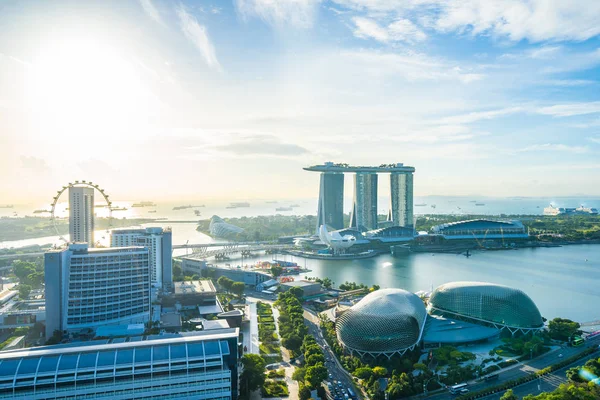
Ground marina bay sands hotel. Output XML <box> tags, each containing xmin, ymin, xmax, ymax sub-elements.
<box><xmin>304</xmin><ymin>162</ymin><xmax>415</xmax><ymax>232</ymax></box>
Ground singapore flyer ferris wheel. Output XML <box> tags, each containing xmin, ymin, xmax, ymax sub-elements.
<box><xmin>50</xmin><ymin>180</ymin><xmax>114</xmax><ymax>245</ymax></box>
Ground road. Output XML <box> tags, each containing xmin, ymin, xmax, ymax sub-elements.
<box><xmin>425</xmin><ymin>335</ymin><xmax>600</xmax><ymax>400</ymax></box>
<box><xmin>303</xmin><ymin>308</ymin><xmax>362</xmax><ymax>400</ymax></box>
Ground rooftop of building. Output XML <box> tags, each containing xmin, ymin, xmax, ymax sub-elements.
<box><xmin>422</xmin><ymin>315</ymin><xmax>500</xmax><ymax>344</ymax></box>
<box><xmin>280</xmin><ymin>280</ymin><xmax>321</xmax><ymax>288</ymax></box>
<box><xmin>173</xmin><ymin>280</ymin><xmax>216</xmax><ymax>296</ymax></box>
<box><xmin>0</xmin><ymin>328</ymin><xmax>239</xmax><ymax>361</ymax></box>
<box><xmin>201</xmin><ymin>320</ymin><xmax>230</xmax><ymax>331</ymax></box>
<box><xmin>94</xmin><ymin>324</ymin><xmax>145</xmax><ymax>338</ymax></box>
<box><xmin>304</xmin><ymin>162</ymin><xmax>415</xmax><ymax>173</ymax></box>
<box><xmin>111</xmin><ymin>227</ymin><xmax>169</xmax><ymax>235</ymax></box>
<box><xmin>46</xmin><ymin>243</ymin><xmax>148</xmax><ymax>254</ymax></box>
<box><xmin>432</xmin><ymin>219</ymin><xmax>525</xmax><ymax>231</ymax></box>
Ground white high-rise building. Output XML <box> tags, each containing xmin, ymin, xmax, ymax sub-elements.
<box><xmin>111</xmin><ymin>227</ymin><xmax>173</xmax><ymax>290</ymax></box>
<box><xmin>44</xmin><ymin>243</ymin><xmax>151</xmax><ymax>338</ymax></box>
<box><xmin>69</xmin><ymin>186</ymin><xmax>95</xmax><ymax>245</ymax></box>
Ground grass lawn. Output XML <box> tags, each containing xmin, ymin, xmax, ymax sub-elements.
<box><xmin>262</xmin><ymin>379</ymin><xmax>289</xmax><ymax>397</ymax></box>
<box><xmin>267</xmin><ymin>369</ymin><xmax>286</xmax><ymax>379</ymax></box>
<box><xmin>260</xmin><ymin>342</ymin><xmax>281</xmax><ymax>355</ymax></box>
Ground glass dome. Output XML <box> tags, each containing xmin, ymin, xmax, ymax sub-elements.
<box><xmin>336</xmin><ymin>289</ymin><xmax>427</xmax><ymax>357</ymax></box>
<box><xmin>429</xmin><ymin>281</ymin><xmax>543</xmax><ymax>329</ymax></box>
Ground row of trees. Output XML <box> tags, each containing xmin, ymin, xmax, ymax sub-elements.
<box><xmin>13</xmin><ymin>259</ymin><xmax>44</xmax><ymax>299</ymax></box>
<box><xmin>275</xmin><ymin>291</ymin><xmax>308</xmax><ymax>355</ymax></box>
<box><xmin>217</xmin><ymin>276</ymin><xmax>245</xmax><ymax>298</ymax></box>
<box><xmin>293</xmin><ymin>335</ymin><xmax>329</xmax><ymax>398</ymax></box>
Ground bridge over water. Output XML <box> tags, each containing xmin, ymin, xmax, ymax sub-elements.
<box><xmin>173</xmin><ymin>242</ymin><xmax>293</xmax><ymax>260</ymax></box>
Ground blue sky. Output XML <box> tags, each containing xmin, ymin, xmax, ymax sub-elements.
<box><xmin>1</xmin><ymin>0</ymin><xmax>600</xmax><ymax>202</ymax></box>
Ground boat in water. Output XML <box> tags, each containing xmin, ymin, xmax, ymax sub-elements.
<box><xmin>229</xmin><ymin>202</ymin><xmax>250</xmax><ymax>208</ymax></box>
<box><xmin>148</xmin><ymin>210</ymin><xmax>157</xmax><ymax>213</ymax></box>
<box><xmin>415</xmin><ymin>203</ymin><xmax>427</xmax><ymax>207</ymax></box>
<box><xmin>276</xmin><ymin>207</ymin><xmax>293</xmax><ymax>211</ymax></box>
<box><xmin>194</xmin><ymin>210</ymin><xmax>202</xmax><ymax>216</ymax></box>
<box><xmin>0</xmin><ymin>205</ymin><xmax>14</xmax><ymax>208</ymax></box>
<box><xmin>290</xmin><ymin>204</ymin><xmax>300</xmax><ymax>208</ymax></box>
<box><xmin>132</xmin><ymin>201</ymin><xmax>157</xmax><ymax>207</ymax></box>
<box><xmin>111</xmin><ymin>207</ymin><xmax>128</xmax><ymax>211</ymax></box>
<box><xmin>475</xmin><ymin>203</ymin><xmax>485</xmax><ymax>206</ymax></box>
<box><xmin>173</xmin><ymin>205</ymin><xmax>193</xmax><ymax>210</ymax></box>
<box><xmin>33</xmin><ymin>209</ymin><xmax>49</xmax><ymax>214</ymax></box>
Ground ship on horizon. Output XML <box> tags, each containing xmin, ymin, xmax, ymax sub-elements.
<box><xmin>132</xmin><ymin>201</ymin><xmax>156</xmax><ymax>207</ymax></box>
<box><xmin>276</xmin><ymin>207</ymin><xmax>293</xmax><ymax>211</ymax></box>
<box><xmin>0</xmin><ymin>205</ymin><xmax>14</xmax><ymax>208</ymax></box>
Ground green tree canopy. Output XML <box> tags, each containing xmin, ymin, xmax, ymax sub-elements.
<box><xmin>231</xmin><ymin>282</ymin><xmax>245</xmax><ymax>298</ymax></box>
<box><xmin>548</xmin><ymin>318</ymin><xmax>581</xmax><ymax>341</ymax></box>
<box><xmin>240</xmin><ymin>354</ymin><xmax>266</xmax><ymax>395</ymax></box>
<box><xmin>305</xmin><ymin>363</ymin><xmax>328</xmax><ymax>389</ymax></box>
<box><xmin>271</xmin><ymin>265</ymin><xmax>284</xmax><ymax>277</ymax></box>
<box><xmin>18</xmin><ymin>284</ymin><xmax>32</xmax><ymax>299</ymax></box>
<box><xmin>500</xmin><ymin>389</ymin><xmax>519</xmax><ymax>400</ymax></box>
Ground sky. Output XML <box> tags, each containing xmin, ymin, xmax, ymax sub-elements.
<box><xmin>1</xmin><ymin>0</ymin><xmax>600</xmax><ymax>203</ymax></box>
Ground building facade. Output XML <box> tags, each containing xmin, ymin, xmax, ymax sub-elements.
<box><xmin>350</xmin><ymin>172</ymin><xmax>378</xmax><ymax>231</ymax></box>
<box><xmin>111</xmin><ymin>227</ymin><xmax>173</xmax><ymax>290</ymax></box>
<box><xmin>0</xmin><ymin>329</ymin><xmax>239</xmax><ymax>400</ymax></box>
<box><xmin>317</xmin><ymin>171</ymin><xmax>345</xmax><ymax>232</ymax></box>
<box><xmin>389</xmin><ymin>172</ymin><xmax>414</xmax><ymax>229</ymax></box>
<box><xmin>69</xmin><ymin>186</ymin><xmax>95</xmax><ymax>245</ymax></box>
<box><xmin>44</xmin><ymin>243</ymin><xmax>151</xmax><ymax>338</ymax></box>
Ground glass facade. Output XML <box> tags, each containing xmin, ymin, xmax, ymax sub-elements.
<box><xmin>350</xmin><ymin>172</ymin><xmax>378</xmax><ymax>231</ymax></box>
<box><xmin>0</xmin><ymin>331</ymin><xmax>239</xmax><ymax>400</ymax></box>
<box><xmin>429</xmin><ymin>282</ymin><xmax>544</xmax><ymax>329</ymax></box>
<box><xmin>389</xmin><ymin>172</ymin><xmax>414</xmax><ymax>229</ymax></box>
<box><xmin>209</xmin><ymin>216</ymin><xmax>244</xmax><ymax>239</ymax></box>
<box><xmin>336</xmin><ymin>289</ymin><xmax>427</xmax><ymax>357</ymax></box>
<box><xmin>317</xmin><ymin>172</ymin><xmax>344</xmax><ymax>231</ymax></box>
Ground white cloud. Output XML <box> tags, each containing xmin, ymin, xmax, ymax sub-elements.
<box><xmin>341</xmin><ymin>49</ymin><xmax>484</xmax><ymax>83</ymax></box>
<box><xmin>235</xmin><ymin>0</ymin><xmax>321</xmax><ymax>28</ymax></box>
<box><xmin>589</xmin><ymin>136</ymin><xmax>600</xmax><ymax>144</ymax></box>
<box><xmin>352</xmin><ymin>17</ymin><xmax>426</xmax><ymax>43</ymax></box>
<box><xmin>537</xmin><ymin>101</ymin><xmax>600</xmax><ymax>117</ymax></box>
<box><xmin>176</xmin><ymin>5</ymin><xmax>221</xmax><ymax>71</ymax></box>
<box><xmin>334</xmin><ymin>0</ymin><xmax>600</xmax><ymax>43</ymax></box>
<box><xmin>528</xmin><ymin>46</ymin><xmax>562</xmax><ymax>59</ymax></box>
<box><xmin>138</xmin><ymin>0</ymin><xmax>164</xmax><ymax>25</ymax></box>
<box><xmin>517</xmin><ymin>143</ymin><xmax>589</xmax><ymax>154</ymax></box>
<box><xmin>440</xmin><ymin>107</ymin><xmax>524</xmax><ymax>124</ymax></box>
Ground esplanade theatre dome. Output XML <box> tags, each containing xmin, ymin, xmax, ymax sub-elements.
<box><xmin>429</xmin><ymin>282</ymin><xmax>544</xmax><ymax>331</ymax></box>
<box><xmin>336</xmin><ymin>289</ymin><xmax>427</xmax><ymax>357</ymax></box>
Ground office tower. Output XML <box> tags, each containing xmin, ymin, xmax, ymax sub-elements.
<box><xmin>44</xmin><ymin>243</ymin><xmax>151</xmax><ymax>338</ymax></box>
<box><xmin>316</xmin><ymin>172</ymin><xmax>344</xmax><ymax>231</ymax></box>
<box><xmin>389</xmin><ymin>171</ymin><xmax>414</xmax><ymax>228</ymax></box>
<box><xmin>69</xmin><ymin>186</ymin><xmax>94</xmax><ymax>245</ymax></box>
<box><xmin>350</xmin><ymin>172</ymin><xmax>378</xmax><ymax>231</ymax></box>
<box><xmin>111</xmin><ymin>227</ymin><xmax>173</xmax><ymax>290</ymax></box>
<box><xmin>0</xmin><ymin>328</ymin><xmax>239</xmax><ymax>400</ymax></box>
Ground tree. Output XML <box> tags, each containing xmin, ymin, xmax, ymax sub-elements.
<box><xmin>240</xmin><ymin>354</ymin><xmax>266</xmax><ymax>396</ymax></box>
<box><xmin>305</xmin><ymin>363</ymin><xmax>328</xmax><ymax>389</ymax></box>
<box><xmin>299</xmin><ymin>384</ymin><xmax>311</xmax><ymax>400</ymax></box>
<box><xmin>354</xmin><ymin>367</ymin><xmax>374</xmax><ymax>380</ymax></box>
<box><xmin>548</xmin><ymin>318</ymin><xmax>580</xmax><ymax>341</ymax></box>
<box><xmin>372</xmin><ymin>366</ymin><xmax>388</xmax><ymax>378</ymax></box>
<box><xmin>271</xmin><ymin>265</ymin><xmax>284</xmax><ymax>277</ymax></box>
<box><xmin>231</xmin><ymin>282</ymin><xmax>245</xmax><ymax>298</ymax></box>
<box><xmin>217</xmin><ymin>276</ymin><xmax>234</xmax><ymax>292</ymax></box>
<box><xmin>321</xmin><ymin>277</ymin><xmax>333</xmax><ymax>289</ymax></box>
<box><xmin>500</xmin><ymin>389</ymin><xmax>519</xmax><ymax>400</ymax></box>
<box><xmin>191</xmin><ymin>274</ymin><xmax>200</xmax><ymax>280</ymax></box>
<box><xmin>292</xmin><ymin>367</ymin><xmax>306</xmax><ymax>382</ymax></box>
<box><xmin>288</xmin><ymin>286</ymin><xmax>304</xmax><ymax>299</ymax></box>
<box><xmin>306</xmin><ymin>353</ymin><xmax>325</xmax><ymax>367</ymax></box>
<box><xmin>173</xmin><ymin>264</ymin><xmax>183</xmax><ymax>278</ymax></box>
<box><xmin>304</xmin><ymin>344</ymin><xmax>323</xmax><ymax>359</ymax></box>
<box><xmin>282</xmin><ymin>334</ymin><xmax>303</xmax><ymax>354</ymax></box>
<box><xmin>18</xmin><ymin>284</ymin><xmax>31</xmax><ymax>299</ymax></box>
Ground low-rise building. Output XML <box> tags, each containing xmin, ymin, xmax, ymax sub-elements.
<box><xmin>280</xmin><ymin>280</ymin><xmax>323</xmax><ymax>297</ymax></box>
<box><xmin>0</xmin><ymin>328</ymin><xmax>240</xmax><ymax>400</ymax></box>
<box><xmin>164</xmin><ymin>280</ymin><xmax>217</xmax><ymax>309</ymax></box>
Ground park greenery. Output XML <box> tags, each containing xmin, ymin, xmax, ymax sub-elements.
<box><xmin>197</xmin><ymin>214</ymin><xmax>319</xmax><ymax>241</ymax></box>
<box><xmin>239</xmin><ymin>353</ymin><xmax>266</xmax><ymax>399</ymax></box>
<box><xmin>256</xmin><ymin>301</ymin><xmax>282</xmax><ymax>363</ymax></box>
<box><xmin>548</xmin><ymin>318</ymin><xmax>581</xmax><ymax>342</ymax></box>
<box><xmin>566</xmin><ymin>356</ymin><xmax>600</xmax><ymax>383</ymax></box>
<box><xmin>216</xmin><ymin>276</ymin><xmax>245</xmax><ymax>298</ymax></box>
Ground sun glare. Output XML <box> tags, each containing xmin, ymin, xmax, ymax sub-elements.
<box><xmin>25</xmin><ymin>37</ymin><xmax>157</xmax><ymax>150</ymax></box>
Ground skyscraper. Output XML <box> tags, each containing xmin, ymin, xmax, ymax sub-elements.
<box><xmin>111</xmin><ymin>227</ymin><xmax>173</xmax><ymax>291</ymax></box>
<box><xmin>350</xmin><ymin>172</ymin><xmax>378</xmax><ymax>231</ymax></box>
<box><xmin>389</xmin><ymin>171</ymin><xmax>414</xmax><ymax>229</ymax></box>
<box><xmin>316</xmin><ymin>171</ymin><xmax>344</xmax><ymax>231</ymax></box>
<box><xmin>69</xmin><ymin>186</ymin><xmax>94</xmax><ymax>245</ymax></box>
<box><xmin>44</xmin><ymin>243</ymin><xmax>151</xmax><ymax>338</ymax></box>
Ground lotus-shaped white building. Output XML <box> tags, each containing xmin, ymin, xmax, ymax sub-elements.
<box><xmin>318</xmin><ymin>225</ymin><xmax>356</xmax><ymax>254</ymax></box>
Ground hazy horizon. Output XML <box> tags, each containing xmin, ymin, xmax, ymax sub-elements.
<box><xmin>2</xmin><ymin>0</ymin><xmax>600</xmax><ymax>202</ymax></box>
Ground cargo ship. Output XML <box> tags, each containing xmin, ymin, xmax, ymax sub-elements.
<box><xmin>132</xmin><ymin>201</ymin><xmax>156</xmax><ymax>207</ymax></box>
<box><xmin>276</xmin><ymin>207</ymin><xmax>293</xmax><ymax>211</ymax></box>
